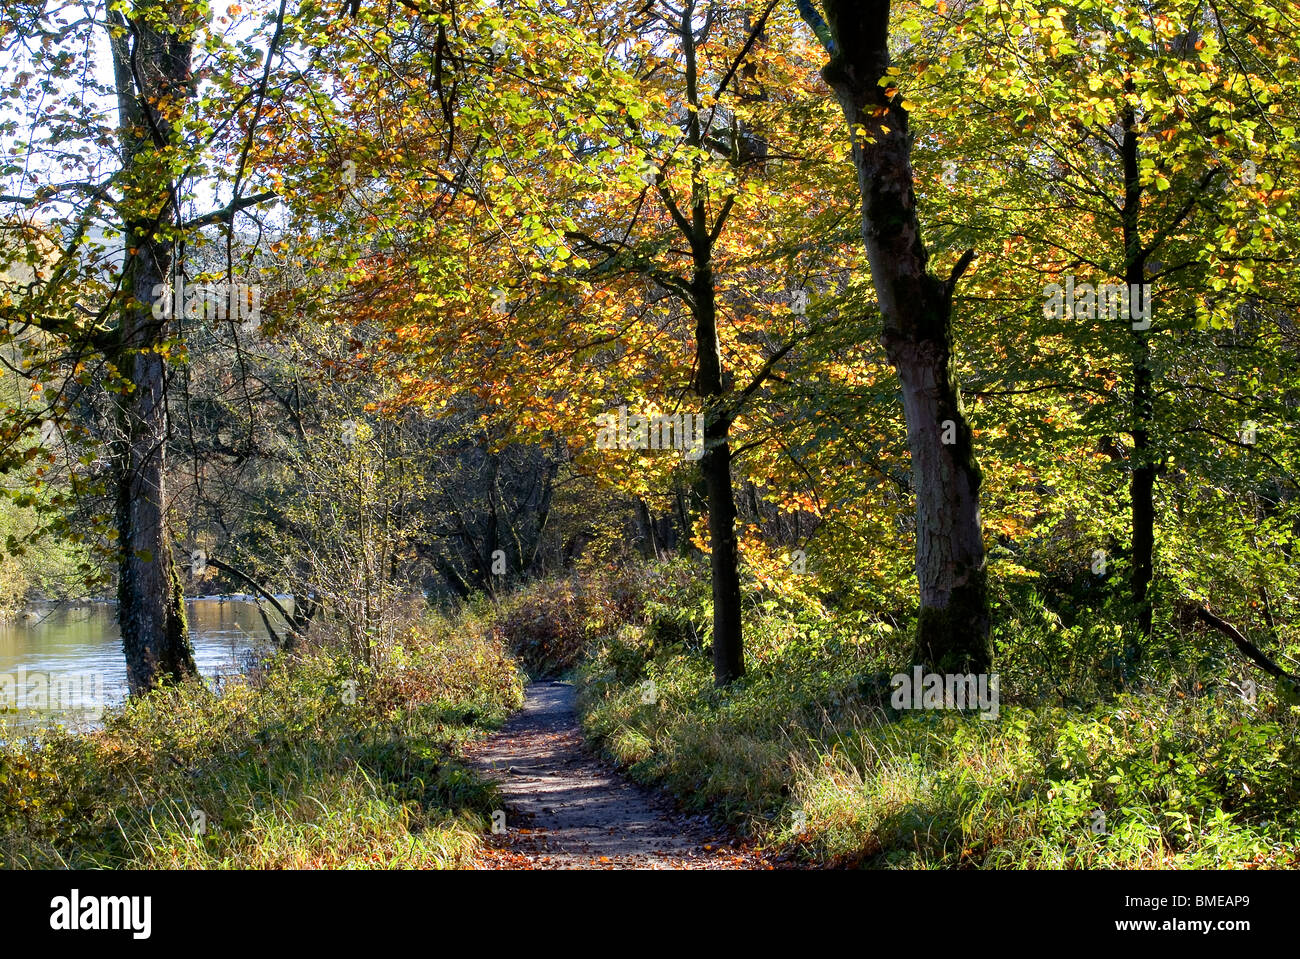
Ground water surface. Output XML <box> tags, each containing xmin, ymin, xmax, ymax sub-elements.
<box><xmin>0</xmin><ymin>598</ymin><xmax>281</xmax><ymax>730</ymax></box>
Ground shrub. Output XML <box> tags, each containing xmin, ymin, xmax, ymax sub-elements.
<box><xmin>495</xmin><ymin>567</ymin><xmax>645</xmax><ymax>676</ymax></box>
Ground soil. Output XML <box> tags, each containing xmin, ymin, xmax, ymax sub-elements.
<box><xmin>464</xmin><ymin>679</ymin><xmax>772</xmax><ymax>870</ymax></box>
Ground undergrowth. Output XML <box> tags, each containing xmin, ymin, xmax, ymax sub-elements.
<box><xmin>0</xmin><ymin>608</ymin><xmax>524</xmax><ymax>868</ymax></box>
<box><xmin>558</xmin><ymin>560</ymin><xmax>1300</xmax><ymax>868</ymax></box>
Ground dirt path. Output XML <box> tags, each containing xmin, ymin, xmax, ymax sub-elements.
<box><xmin>464</xmin><ymin>680</ymin><xmax>769</xmax><ymax>870</ymax></box>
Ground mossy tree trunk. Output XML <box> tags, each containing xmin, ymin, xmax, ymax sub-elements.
<box><xmin>108</xmin><ymin>3</ymin><xmax>198</xmax><ymax>693</ymax></box>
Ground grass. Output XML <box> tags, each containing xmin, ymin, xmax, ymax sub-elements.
<box><xmin>0</xmin><ymin>607</ymin><xmax>525</xmax><ymax>869</ymax></box>
<box><xmin>7</xmin><ymin>560</ymin><xmax>1298</xmax><ymax>870</ymax></box>
<box><xmin>563</xmin><ymin>561</ymin><xmax>1300</xmax><ymax>869</ymax></box>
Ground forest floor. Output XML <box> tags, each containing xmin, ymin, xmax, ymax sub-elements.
<box><xmin>464</xmin><ymin>680</ymin><xmax>773</xmax><ymax>870</ymax></box>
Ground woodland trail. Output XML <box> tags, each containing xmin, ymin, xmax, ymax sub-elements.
<box><xmin>464</xmin><ymin>680</ymin><xmax>770</xmax><ymax>870</ymax></box>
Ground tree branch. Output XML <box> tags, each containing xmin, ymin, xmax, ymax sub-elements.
<box><xmin>207</xmin><ymin>556</ymin><xmax>299</xmax><ymax>646</ymax></box>
<box><xmin>1195</xmin><ymin>605</ymin><xmax>1300</xmax><ymax>686</ymax></box>
<box><xmin>183</xmin><ymin>191</ymin><xmax>277</xmax><ymax>230</ymax></box>
<box><xmin>795</xmin><ymin>0</ymin><xmax>835</xmax><ymax>55</ymax></box>
<box><xmin>945</xmin><ymin>248</ymin><xmax>977</xmax><ymax>293</ymax></box>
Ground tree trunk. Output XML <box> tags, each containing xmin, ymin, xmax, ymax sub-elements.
<box><xmin>108</xmin><ymin>4</ymin><xmax>198</xmax><ymax>693</ymax></box>
<box><xmin>1130</xmin><ymin>349</ymin><xmax>1156</xmax><ymax>641</ymax></box>
<box><xmin>113</xmin><ymin>329</ymin><xmax>196</xmax><ymax>693</ymax></box>
<box><xmin>693</xmin><ymin>249</ymin><xmax>745</xmax><ymax>686</ymax></box>
<box><xmin>1122</xmin><ymin>102</ymin><xmax>1156</xmax><ymax>660</ymax></box>
<box><xmin>704</xmin><ymin>418</ymin><xmax>744</xmax><ymax>685</ymax></box>
<box><xmin>674</xmin><ymin>0</ymin><xmax>744</xmax><ymax>685</ymax></box>
<box><xmin>818</xmin><ymin>1</ymin><xmax>990</xmax><ymax>673</ymax></box>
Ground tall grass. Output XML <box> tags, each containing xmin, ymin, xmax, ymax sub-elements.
<box><xmin>564</xmin><ymin>562</ymin><xmax>1300</xmax><ymax>868</ymax></box>
<box><xmin>1</xmin><ymin>609</ymin><xmax>525</xmax><ymax>869</ymax></box>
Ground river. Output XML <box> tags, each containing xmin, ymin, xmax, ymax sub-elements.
<box><xmin>0</xmin><ymin>598</ymin><xmax>281</xmax><ymax>730</ymax></box>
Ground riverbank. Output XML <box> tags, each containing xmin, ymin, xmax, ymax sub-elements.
<box><xmin>0</xmin><ymin>607</ymin><xmax>524</xmax><ymax>868</ymax></box>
